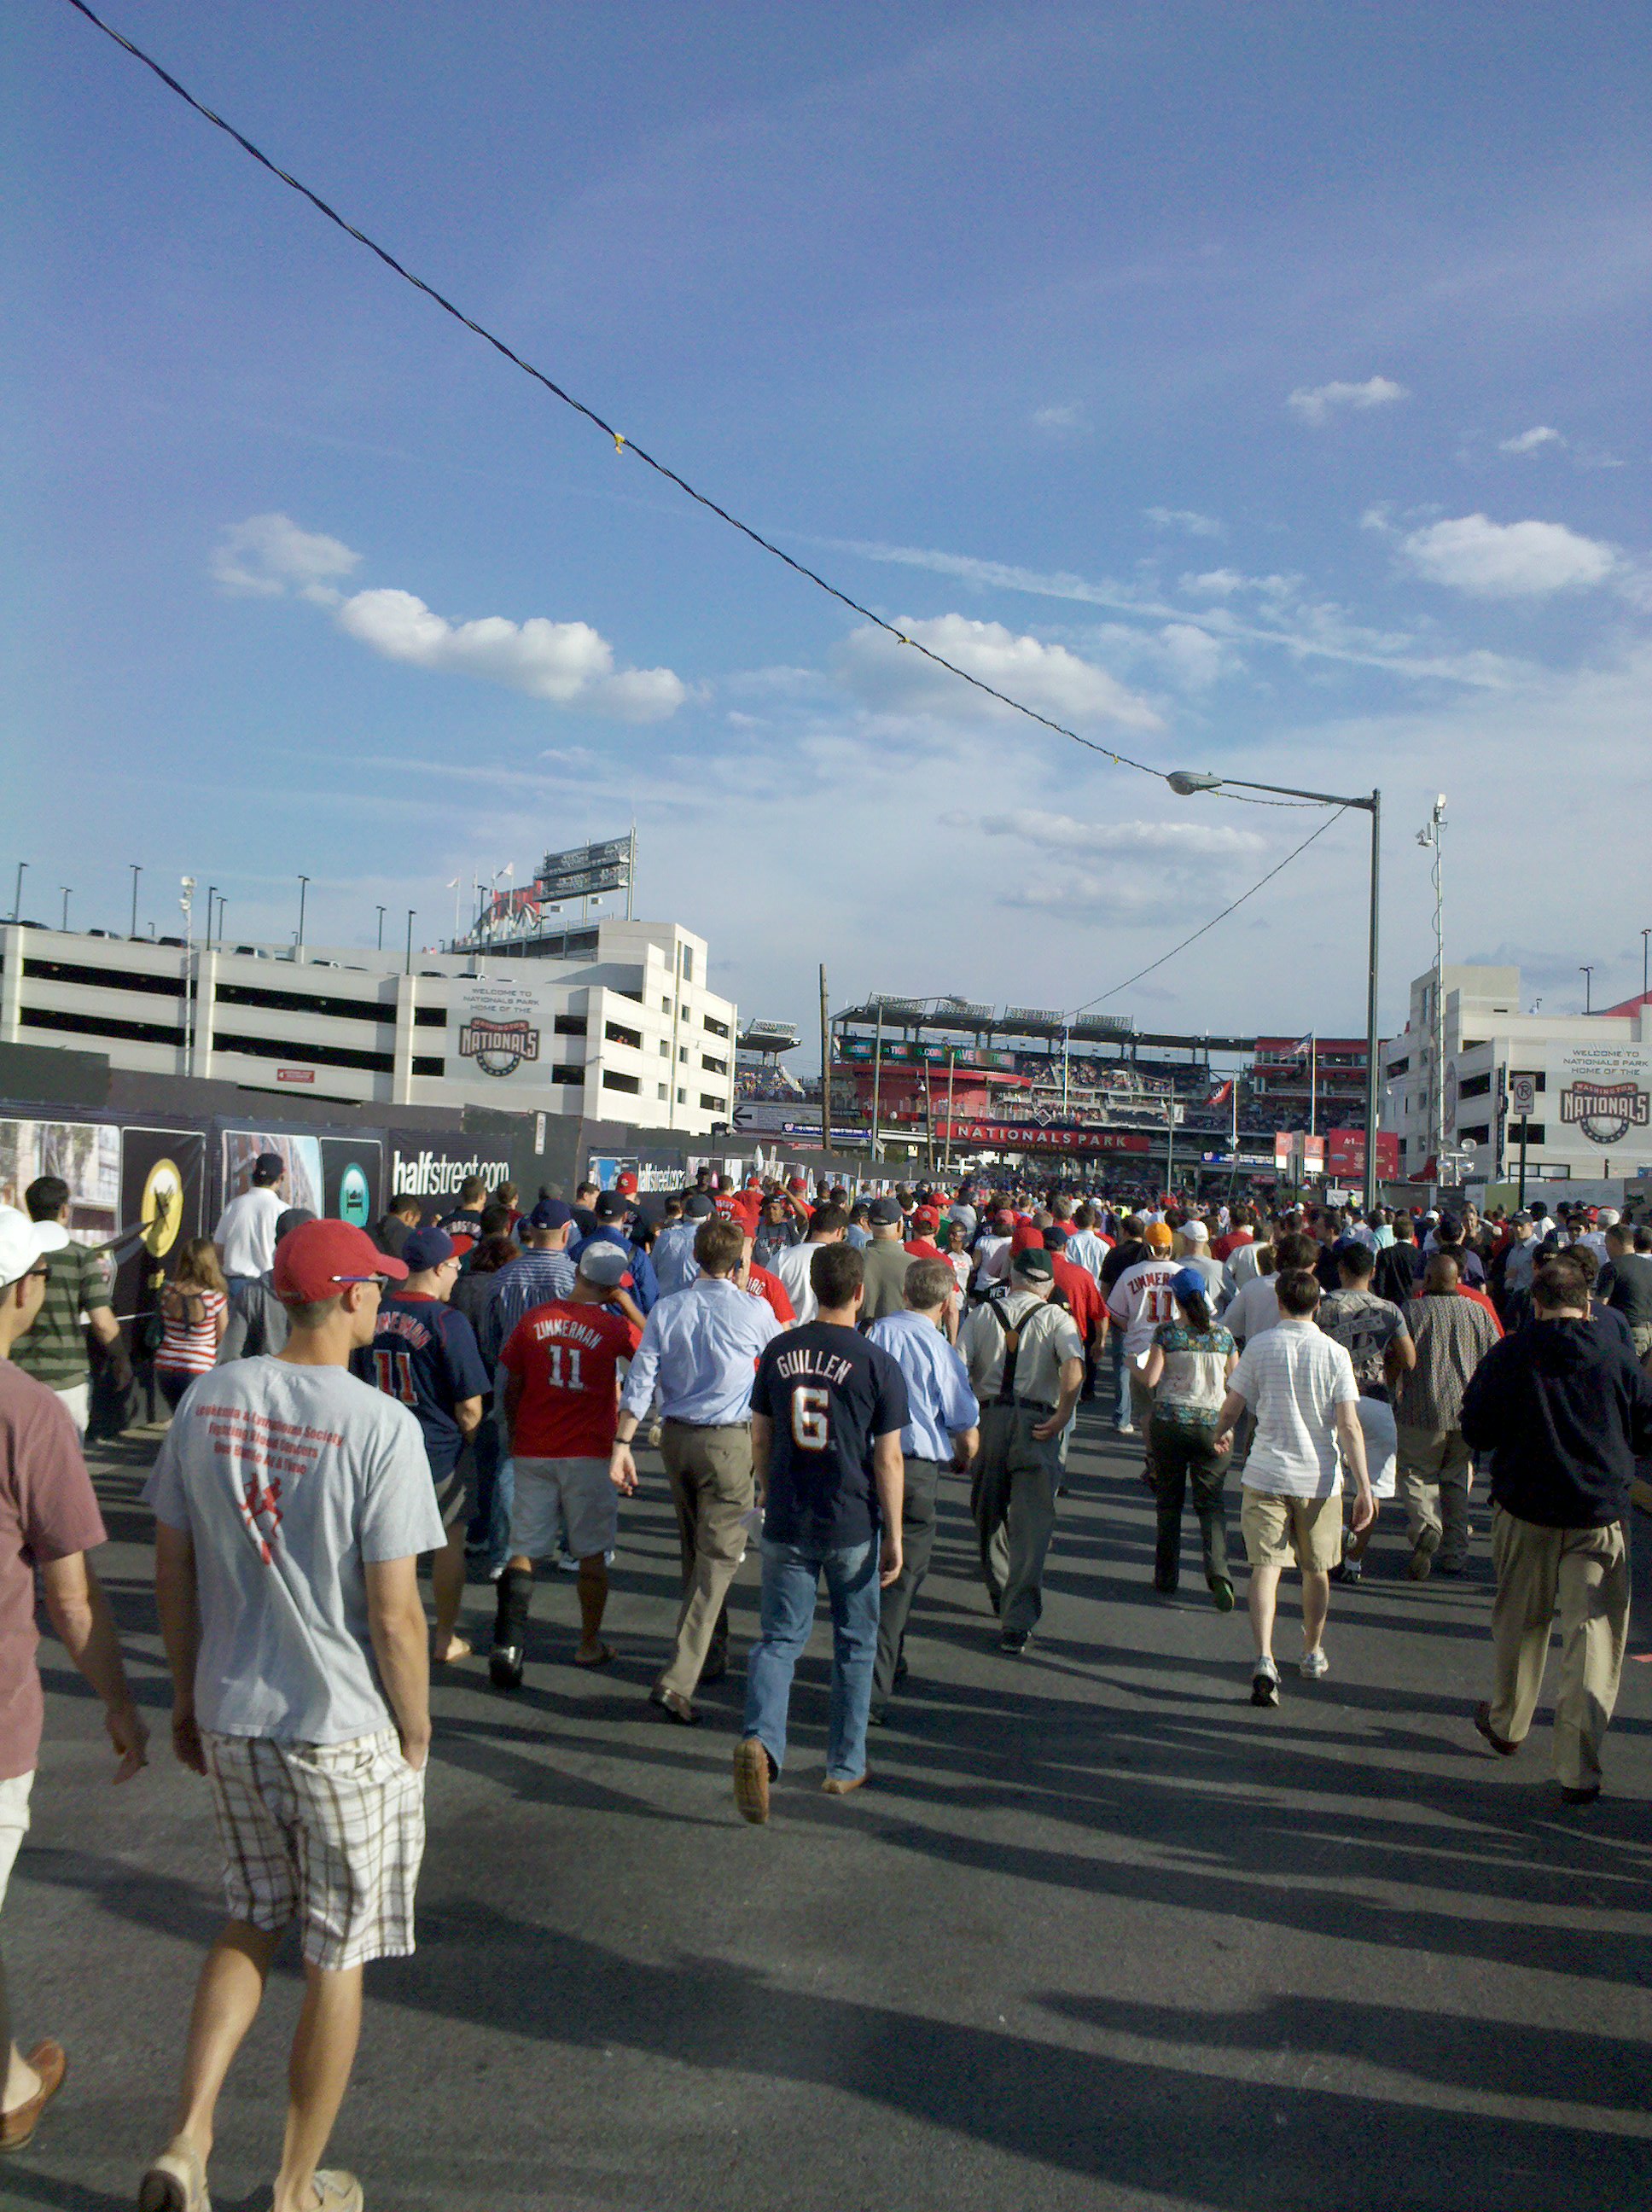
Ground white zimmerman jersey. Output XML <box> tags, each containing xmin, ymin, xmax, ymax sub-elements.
<box><xmin>1106</xmin><ymin>1257</ymin><xmax>1182</xmax><ymax>1360</ymax></box>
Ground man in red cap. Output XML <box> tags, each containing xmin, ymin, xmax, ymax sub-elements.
<box><xmin>142</xmin><ymin>1219</ymin><xmax>445</xmax><ymax>2212</ymax></box>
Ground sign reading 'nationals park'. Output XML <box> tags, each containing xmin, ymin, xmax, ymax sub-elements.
<box><xmin>933</xmin><ymin>1121</ymin><xmax>1152</xmax><ymax>1154</ymax></box>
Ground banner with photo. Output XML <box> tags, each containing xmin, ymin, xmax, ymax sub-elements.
<box><xmin>221</xmin><ymin>1130</ymin><xmax>324</xmax><ymax>1217</ymax></box>
<box><xmin>115</xmin><ymin>1126</ymin><xmax>207</xmax><ymax>1322</ymax></box>
<box><xmin>0</xmin><ymin>1116</ymin><xmax>121</xmax><ymax>1243</ymax></box>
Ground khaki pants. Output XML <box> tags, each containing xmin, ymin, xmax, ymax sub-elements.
<box><xmin>657</xmin><ymin>1421</ymin><xmax>753</xmax><ymax>1699</ymax></box>
<box><xmin>1488</xmin><ymin>1506</ymin><xmax>1629</xmax><ymax>1791</ymax></box>
<box><xmin>1398</xmin><ymin>1423</ymin><xmax>1473</xmax><ymax>1567</ymax></box>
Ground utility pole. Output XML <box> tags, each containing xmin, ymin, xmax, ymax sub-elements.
<box><xmin>404</xmin><ymin>910</ymin><xmax>416</xmax><ymax>976</ymax></box>
<box><xmin>818</xmin><ymin>963</ymin><xmax>833</xmax><ymax>1159</ymax></box>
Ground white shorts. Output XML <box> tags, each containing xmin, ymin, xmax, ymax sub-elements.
<box><xmin>203</xmin><ymin>1729</ymin><xmax>424</xmax><ymax>1970</ymax></box>
<box><xmin>1356</xmin><ymin>1397</ymin><xmax>1399</xmax><ymax>1501</ymax></box>
<box><xmin>0</xmin><ymin>1770</ymin><xmax>35</xmax><ymax>1912</ymax></box>
<box><xmin>510</xmin><ymin>1457</ymin><xmax>618</xmax><ymax>1561</ymax></box>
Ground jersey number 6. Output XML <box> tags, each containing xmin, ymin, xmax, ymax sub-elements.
<box><xmin>790</xmin><ymin>1385</ymin><xmax>830</xmax><ymax>1452</ymax></box>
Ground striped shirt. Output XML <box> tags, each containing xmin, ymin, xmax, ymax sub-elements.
<box><xmin>156</xmin><ymin>1288</ymin><xmax>227</xmax><ymax>1377</ymax></box>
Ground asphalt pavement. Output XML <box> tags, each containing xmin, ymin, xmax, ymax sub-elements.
<box><xmin>5</xmin><ymin>1408</ymin><xmax>1651</xmax><ymax>2212</ymax></box>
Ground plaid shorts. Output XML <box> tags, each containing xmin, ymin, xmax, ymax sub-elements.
<box><xmin>202</xmin><ymin>1729</ymin><xmax>426</xmax><ymax>1970</ymax></box>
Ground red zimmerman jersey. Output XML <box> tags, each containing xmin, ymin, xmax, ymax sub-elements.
<box><xmin>499</xmin><ymin>1300</ymin><xmax>642</xmax><ymax>1459</ymax></box>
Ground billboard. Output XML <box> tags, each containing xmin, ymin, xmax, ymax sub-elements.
<box><xmin>448</xmin><ymin>975</ymin><xmax>557</xmax><ymax>1086</ymax></box>
<box><xmin>1552</xmin><ymin>1043</ymin><xmax>1652</xmax><ymax>1150</ymax></box>
<box><xmin>536</xmin><ymin>835</ymin><xmax>633</xmax><ymax>905</ymax></box>
<box><xmin>388</xmin><ymin>1139</ymin><xmax>515</xmax><ymax>1204</ymax></box>
<box><xmin>1325</xmin><ymin>1128</ymin><xmax>1400</xmax><ymax>1179</ymax></box>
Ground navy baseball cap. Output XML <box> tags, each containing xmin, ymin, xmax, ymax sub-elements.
<box><xmin>594</xmin><ymin>1190</ymin><xmax>631</xmax><ymax>1221</ymax></box>
<box><xmin>683</xmin><ymin>1193</ymin><xmax>715</xmax><ymax>1220</ymax></box>
<box><xmin>527</xmin><ymin>1199</ymin><xmax>573</xmax><ymax>1230</ymax></box>
<box><xmin>402</xmin><ymin>1225</ymin><xmax>457</xmax><ymax>1272</ymax></box>
<box><xmin>868</xmin><ymin>1196</ymin><xmax>904</xmax><ymax>1225</ymax></box>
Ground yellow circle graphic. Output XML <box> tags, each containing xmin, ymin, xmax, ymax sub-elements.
<box><xmin>141</xmin><ymin>1158</ymin><xmax>184</xmax><ymax>1258</ymax></box>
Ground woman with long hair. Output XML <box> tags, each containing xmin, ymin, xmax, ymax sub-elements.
<box><xmin>154</xmin><ymin>1238</ymin><xmax>228</xmax><ymax>1412</ymax></box>
<box><xmin>1142</xmin><ymin>1266</ymin><xmax>1239</xmax><ymax>1607</ymax></box>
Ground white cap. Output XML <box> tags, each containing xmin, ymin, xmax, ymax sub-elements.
<box><xmin>1598</xmin><ymin>1208</ymin><xmax>1620</xmax><ymax>1228</ymax></box>
<box><xmin>0</xmin><ymin>1207</ymin><xmax>69</xmax><ymax>1289</ymax></box>
<box><xmin>1180</xmin><ymin>1220</ymin><xmax>1209</xmax><ymax>1243</ymax></box>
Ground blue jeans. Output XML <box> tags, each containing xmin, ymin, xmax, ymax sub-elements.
<box><xmin>467</xmin><ymin>1420</ymin><xmax>513</xmax><ymax>1570</ymax></box>
<box><xmin>742</xmin><ymin>1536</ymin><xmax>881</xmax><ymax>1783</ymax></box>
<box><xmin>1110</xmin><ymin>1332</ymin><xmax>1131</xmax><ymax>1427</ymax></box>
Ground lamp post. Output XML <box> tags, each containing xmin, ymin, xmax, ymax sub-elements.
<box><xmin>375</xmin><ymin>905</ymin><xmax>387</xmax><ymax>953</ymax></box>
<box><xmin>1166</xmin><ymin>769</ymin><xmax>1382</xmax><ymax>1213</ymax></box>
<box><xmin>60</xmin><ymin>888</ymin><xmax>71</xmax><ymax>931</ymax></box>
<box><xmin>297</xmin><ymin>875</ymin><xmax>311</xmax><ymax>958</ymax></box>
<box><xmin>1416</xmin><ymin>797</ymin><xmax>1447</xmax><ymax>1197</ymax></box>
<box><xmin>404</xmin><ymin>910</ymin><xmax>416</xmax><ymax>976</ymax></box>
<box><xmin>10</xmin><ymin>862</ymin><xmax>26</xmax><ymax>924</ymax></box>
<box><xmin>1642</xmin><ymin>927</ymin><xmax>1650</xmax><ymax>1007</ymax></box>
<box><xmin>129</xmin><ymin>864</ymin><xmax>141</xmax><ymax>938</ymax></box>
<box><xmin>1579</xmin><ymin>964</ymin><xmax>1594</xmax><ymax>1016</ymax></box>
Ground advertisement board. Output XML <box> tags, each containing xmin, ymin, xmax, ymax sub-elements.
<box><xmin>0</xmin><ymin>1116</ymin><xmax>120</xmax><ymax>1242</ymax></box>
<box><xmin>1552</xmin><ymin>1043</ymin><xmax>1652</xmax><ymax>1151</ymax></box>
<box><xmin>320</xmin><ymin>1135</ymin><xmax>382</xmax><ymax>1227</ymax></box>
<box><xmin>116</xmin><ymin>1127</ymin><xmax>206</xmax><ymax>1322</ymax></box>
<box><xmin>222</xmin><ymin>1131</ymin><xmax>324</xmax><ymax>1218</ymax></box>
<box><xmin>388</xmin><ymin>1138</ymin><xmax>515</xmax><ymax>1204</ymax></box>
<box><xmin>1324</xmin><ymin>1128</ymin><xmax>1401</xmax><ymax>1179</ymax></box>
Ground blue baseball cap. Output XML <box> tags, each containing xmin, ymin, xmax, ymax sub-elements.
<box><xmin>527</xmin><ymin>1199</ymin><xmax>573</xmax><ymax>1230</ymax></box>
<box><xmin>402</xmin><ymin>1225</ymin><xmax>457</xmax><ymax>1272</ymax></box>
<box><xmin>1170</xmin><ymin>1266</ymin><xmax>1209</xmax><ymax>1304</ymax></box>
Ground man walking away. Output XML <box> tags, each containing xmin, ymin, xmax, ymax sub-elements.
<box><xmin>437</xmin><ymin>1175</ymin><xmax>489</xmax><ymax>1256</ymax></box>
<box><xmin>857</xmin><ymin>1196</ymin><xmax>913</xmax><ymax>1324</ymax></box>
<box><xmin>1601</xmin><ymin>1221</ymin><xmax>1652</xmax><ymax>1366</ymax></box>
<box><xmin>772</xmin><ymin>1203</ymin><xmax>848</xmax><ymax>1327</ymax></box>
<box><xmin>217</xmin><ymin>1208</ymin><xmax>314</xmax><ymax>1364</ymax></box>
<box><xmin>1373</xmin><ymin>1212</ymin><xmax>1423</xmax><ymax>1308</ymax></box>
<box><xmin>141</xmin><ymin>1219</ymin><xmax>443</xmax><ymax>2212</ymax></box>
<box><xmin>352</xmin><ymin>1228</ymin><xmax>490</xmax><ymax>1662</ymax></box>
<box><xmin>1315</xmin><ymin>1240</ymin><xmax>1413</xmax><ymax>1582</ymax></box>
<box><xmin>866</xmin><ymin>1260</ymin><xmax>979</xmax><ymax>1721</ymax></box>
<box><xmin>1391</xmin><ymin>1254</ymin><xmax>1502</xmax><ymax>1580</ymax></box>
<box><xmin>1104</xmin><ymin>1222</ymin><xmax>1179</xmax><ymax>1470</ymax></box>
<box><xmin>1461</xmin><ymin>1258</ymin><xmax>1652</xmax><ymax>1803</ymax></box>
<box><xmin>610</xmin><ymin>1220</ymin><xmax>780</xmax><ymax>1724</ymax></box>
<box><xmin>652</xmin><ymin>1191</ymin><xmax>713</xmax><ymax>1297</ymax></box>
<box><xmin>0</xmin><ymin>1208</ymin><xmax>146</xmax><ymax>2153</ymax></box>
<box><xmin>370</xmin><ymin>1194</ymin><xmax>421</xmax><ymax>1262</ymax></box>
<box><xmin>11</xmin><ymin>1177</ymin><xmax>131</xmax><ymax>1436</ymax></box>
<box><xmin>480</xmin><ymin>1200</ymin><xmax>577</xmax><ymax>1365</ymax></box>
<box><xmin>213</xmin><ymin>1154</ymin><xmax>288</xmax><ymax>1290</ymax></box>
<box><xmin>490</xmin><ymin>1245</ymin><xmax>642</xmax><ymax>1685</ymax></box>
<box><xmin>1213</xmin><ymin>1268</ymin><xmax>1375</xmax><ymax>1705</ymax></box>
<box><xmin>957</xmin><ymin>1250</ymin><xmax>1084</xmax><ymax>1653</ymax></box>
<box><xmin>733</xmin><ymin>1243</ymin><xmax>907</xmax><ymax>1822</ymax></box>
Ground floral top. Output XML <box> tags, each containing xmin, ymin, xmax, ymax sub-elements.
<box><xmin>1151</xmin><ymin>1318</ymin><xmax>1236</xmax><ymax>1428</ymax></box>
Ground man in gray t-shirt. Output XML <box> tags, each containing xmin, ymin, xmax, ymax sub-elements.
<box><xmin>141</xmin><ymin>1219</ymin><xmax>442</xmax><ymax>2212</ymax></box>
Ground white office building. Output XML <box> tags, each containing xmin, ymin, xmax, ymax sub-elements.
<box><xmin>0</xmin><ymin>916</ymin><xmax>737</xmax><ymax>1136</ymax></box>
<box><xmin>1382</xmin><ymin>963</ymin><xmax>1652</xmax><ymax>1190</ymax></box>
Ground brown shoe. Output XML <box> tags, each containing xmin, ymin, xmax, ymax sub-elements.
<box><xmin>649</xmin><ymin>1684</ymin><xmax>699</xmax><ymax>1726</ymax></box>
<box><xmin>821</xmin><ymin>1773</ymin><xmax>866</xmax><ymax>1796</ymax></box>
<box><xmin>733</xmin><ymin>1737</ymin><xmax>771</xmax><ymax>1824</ymax></box>
<box><xmin>0</xmin><ymin>2040</ymin><xmax>67</xmax><ymax>2151</ymax></box>
<box><xmin>1474</xmin><ymin>1702</ymin><xmax>1521</xmax><ymax>1757</ymax></box>
<box><xmin>137</xmin><ymin>2135</ymin><xmax>209</xmax><ymax>2212</ymax></box>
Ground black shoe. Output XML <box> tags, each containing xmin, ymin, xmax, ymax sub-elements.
<box><xmin>489</xmin><ymin>1643</ymin><xmax>524</xmax><ymax>1691</ymax></box>
<box><xmin>1560</xmin><ymin>1783</ymin><xmax>1601</xmax><ymax>1806</ymax></box>
<box><xmin>699</xmin><ymin>1658</ymin><xmax>728</xmax><ymax>1686</ymax></box>
<box><xmin>1473</xmin><ymin>1701</ymin><xmax>1520</xmax><ymax>1757</ymax></box>
<box><xmin>893</xmin><ymin>1656</ymin><xmax>909</xmax><ymax>1688</ymax></box>
<box><xmin>999</xmin><ymin>1629</ymin><xmax>1030</xmax><ymax>1656</ymax></box>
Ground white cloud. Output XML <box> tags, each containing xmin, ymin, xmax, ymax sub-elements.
<box><xmin>1399</xmin><ymin>513</ymin><xmax>1616</xmax><ymax>598</ymax></box>
<box><xmin>1498</xmin><ymin>425</ymin><xmax>1564</xmax><ymax>456</ymax></box>
<box><xmin>989</xmin><ymin>808</ymin><xmax>1265</xmax><ymax>860</ymax></box>
<box><xmin>1287</xmin><ymin>375</ymin><xmax>1409</xmax><ymax>426</ymax></box>
<box><xmin>1179</xmin><ymin>568</ymin><xmax>1245</xmax><ymax>596</ymax></box>
<box><xmin>836</xmin><ymin>613</ymin><xmax>1162</xmax><ymax>732</ymax></box>
<box><xmin>1030</xmin><ymin>403</ymin><xmax>1089</xmax><ymax>432</ymax></box>
<box><xmin>1144</xmin><ymin>506</ymin><xmax>1224</xmax><ymax>538</ymax></box>
<box><xmin>334</xmin><ymin>588</ymin><xmax>686</xmax><ymax>720</ymax></box>
<box><xmin>211</xmin><ymin>513</ymin><xmax>362</xmax><ymax>602</ymax></box>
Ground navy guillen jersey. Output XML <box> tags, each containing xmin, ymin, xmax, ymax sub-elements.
<box><xmin>751</xmin><ymin>1321</ymin><xmax>909</xmax><ymax>1551</ymax></box>
<box><xmin>352</xmin><ymin>1292</ymin><xmax>490</xmax><ymax>1480</ymax></box>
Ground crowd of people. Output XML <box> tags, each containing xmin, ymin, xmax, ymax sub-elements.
<box><xmin>0</xmin><ymin>1159</ymin><xmax>1648</xmax><ymax>2205</ymax></box>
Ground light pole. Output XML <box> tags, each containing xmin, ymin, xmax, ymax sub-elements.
<box><xmin>179</xmin><ymin>876</ymin><xmax>196</xmax><ymax>1078</ymax></box>
<box><xmin>1166</xmin><ymin>771</ymin><xmax>1383</xmax><ymax>1213</ymax></box>
<box><xmin>1580</xmin><ymin>964</ymin><xmax>1594</xmax><ymax>1015</ymax></box>
<box><xmin>1643</xmin><ymin>927</ymin><xmax>1650</xmax><ymax>1006</ymax></box>
<box><xmin>404</xmin><ymin>910</ymin><xmax>416</xmax><ymax>976</ymax></box>
<box><xmin>297</xmin><ymin>875</ymin><xmax>311</xmax><ymax>957</ymax></box>
<box><xmin>375</xmin><ymin>905</ymin><xmax>387</xmax><ymax>953</ymax></box>
<box><xmin>1416</xmin><ymin>796</ymin><xmax>1447</xmax><ymax>1195</ymax></box>
<box><xmin>59</xmin><ymin>887</ymin><xmax>70</xmax><ymax>931</ymax></box>
<box><xmin>10</xmin><ymin>862</ymin><xmax>26</xmax><ymax>924</ymax></box>
<box><xmin>129</xmin><ymin>864</ymin><xmax>141</xmax><ymax>938</ymax></box>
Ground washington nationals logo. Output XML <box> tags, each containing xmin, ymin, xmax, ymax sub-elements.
<box><xmin>457</xmin><ymin>1018</ymin><xmax>541</xmax><ymax>1079</ymax></box>
<box><xmin>1560</xmin><ymin>1080</ymin><xmax>1649</xmax><ymax>1148</ymax></box>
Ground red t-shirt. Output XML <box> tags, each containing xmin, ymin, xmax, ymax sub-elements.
<box><xmin>743</xmin><ymin>1265</ymin><xmax>795</xmax><ymax>1324</ymax></box>
<box><xmin>499</xmin><ymin>1300</ymin><xmax>643</xmax><ymax>1459</ymax></box>
<box><xmin>1213</xmin><ymin>1228</ymin><xmax>1254</xmax><ymax>1262</ymax></box>
<box><xmin>904</xmin><ymin>1237</ymin><xmax>947</xmax><ymax>1264</ymax></box>
<box><xmin>1051</xmin><ymin>1254</ymin><xmax>1102</xmax><ymax>1340</ymax></box>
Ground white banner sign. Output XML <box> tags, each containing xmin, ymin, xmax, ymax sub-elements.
<box><xmin>1551</xmin><ymin>1042</ymin><xmax>1652</xmax><ymax>1150</ymax></box>
<box><xmin>447</xmin><ymin>976</ymin><xmax>559</xmax><ymax>1087</ymax></box>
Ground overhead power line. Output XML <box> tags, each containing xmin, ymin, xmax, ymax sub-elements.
<box><xmin>1068</xmin><ymin>807</ymin><xmax>1347</xmax><ymax>1017</ymax></box>
<box><xmin>63</xmin><ymin>0</ymin><xmax>1181</xmax><ymax>781</ymax></box>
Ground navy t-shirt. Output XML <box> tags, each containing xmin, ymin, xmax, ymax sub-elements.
<box><xmin>752</xmin><ymin>1322</ymin><xmax>910</xmax><ymax>1549</ymax></box>
<box><xmin>352</xmin><ymin>1292</ymin><xmax>491</xmax><ymax>1480</ymax></box>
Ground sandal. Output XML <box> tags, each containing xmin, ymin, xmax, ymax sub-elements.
<box><xmin>573</xmin><ymin>1641</ymin><xmax>618</xmax><ymax>1668</ymax></box>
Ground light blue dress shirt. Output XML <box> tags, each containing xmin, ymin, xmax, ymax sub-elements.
<box><xmin>620</xmin><ymin>1276</ymin><xmax>781</xmax><ymax>1426</ymax></box>
<box><xmin>866</xmin><ymin>1308</ymin><xmax>979</xmax><ymax>1462</ymax></box>
<box><xmin>652</xmin><ymin>1218</ymin><xmax>702</xmax><ymax>1298</ymax></box>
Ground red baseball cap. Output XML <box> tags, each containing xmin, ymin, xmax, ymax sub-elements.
<box><xmin>786</xmin><ymin>1175</ymin><xmax>807</xmax><ymax>1193</ymax></box>
<box><xmin>913</xmin><ymin>1206</ymin><xmax>939</xmax><ymax>1228</ymax></box>
<box><xmin>273</xmin><ymin>1219</ymin><xmax>408</xmax><ymax>1301</ymax></box>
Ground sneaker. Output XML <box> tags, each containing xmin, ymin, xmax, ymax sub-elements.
<box><xmin>1300</xmin><ymin>1647</ymin><xmax>1330</xmax><ymax>1680</ymax></box>
<box><xmin>1251</xmin><ymin>1656</ymin><xmax>1280</xmax><ymax>1707</ymax></box>
<box><xmin>733</xmin><ymin>1737</ymin><xmax>772</xmax><ymax>1824</ymax></box>
<box><xmin>1330</xmin><ymin>1556</ymin><xmax>1363</xmax><ymax>1586</ymax></box>
<box><xmin>1116</xmin><ymin>1423</ymin><xmax>1138</xmax><ymax>1438</ymax></box>
<box><xmin>137</xmin><ymin>2137</ymin><xmax>208</xmax><ymax>2212</ymax></box>
<box><xmin>1434</xmin><ymin>1559</ymin><xmax>1469</xmax><ymax>1579</ymax></box>
<box><xmin>999</xmin><ymin>1629</ymin><xmax>1030</xmax><ymax>1656</ymax></box>
<box><xmin>1208</xmin><ymin>1576</ymin><xmax>1235</xmax><ymax>1612</ymax></box>
<box><xmin>1406</xmin><ymin>1528</ymin><xmax>1440</xmax><ymax>1581</ymax></box>
<box><xmin>489</xmin><ymin>1643</ymin><xmax>524</xmax><ymax>1691</ymax></box>
<box><xmin>555</xmin><ymin>1551</ymin><xmax>581</xmax><ymax>1575</ymax></box>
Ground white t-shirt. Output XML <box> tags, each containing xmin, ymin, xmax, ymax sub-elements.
<box><xmin>213</xmin><ymin>1185</ymin><xmax>288</xmax><ymax>1279</ymax></box>
<box><xmin>1106</xmin><ymin>1257</ymin><xmax>1181</xmax><ymax>1360</ymax></box>
<box><xmin>1357</xmin><ymin>1395</ymin><xmax>1398</xmax><ymax>1501</ymax></box>
<box><xmin>773</xmin><ymin>1240</ymin><xmax>821</xmax><ymax>1326</ymax></box>
<box><xmin>1224</xmin><ymin>1238</ymin><xmax>1265</xmax><ymax>1296</ymax></box>
<box><xmin>1224</xmin><ymin>1274</ymin><xmax>1282</xmax><ymax>1345</ymax></box>
<box><xmin>144</xmin><ymin>1359</ymin><xmax>446</xmax><ymax>1742</ymax></box>
<box><xmin>972</xmin><ymin>1234</ymin><xmax>1012</xmax><ymax>1290</ymax></box>
<box><xmin>1230</xmin><ymin>1321</ymin><xmax>1358</xmax><ymax>1499</ymax></box>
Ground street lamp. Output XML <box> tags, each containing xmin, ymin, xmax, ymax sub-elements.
<box><xmin>1167</xmin><ymin>768</ymin><xmax>1382</xmax><ymax>1212</ymax></box>
<box><xmin>59</xmin><ymin>888</ymin><xmax>71</xmax><ymax>931</ymax></box>
<box><xmin>404</xmin><ymin>909</ymin><xmax>416</xmax><ymax>976</ymax></box>
<box><xmin>1643</xmin><ymin>927</ymin><xmax>1650</xmax><ymax>1006</ymax></box>
<box><xmin>1580</xmin><ymin>964</ymin><xmax>1594</xmax><ymax>1015</ymax></box>
<box><xmin>129</xmin><ymin>864</ymin><xmax>142</xmax><ymax>938</ymax></box>
<box><xmin>297</xmin><ymin>875</ymin><xmax>311</xmax><ymax>956</ymax></box>
<box><xmin>10</xmin><ymin>861</ymin><xmax>26</xmax><ymax>924</ymax></box>
<box><xmin>1417</xmin><ymin>798</ymin><xmax>1447</xmax><ymax>1197</ymax></box>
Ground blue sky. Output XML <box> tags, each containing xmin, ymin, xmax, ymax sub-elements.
<box><xmin>7</xmin><ymin>1</ymin><xmax>1649</xmax><ymax>1049</ymax></box>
